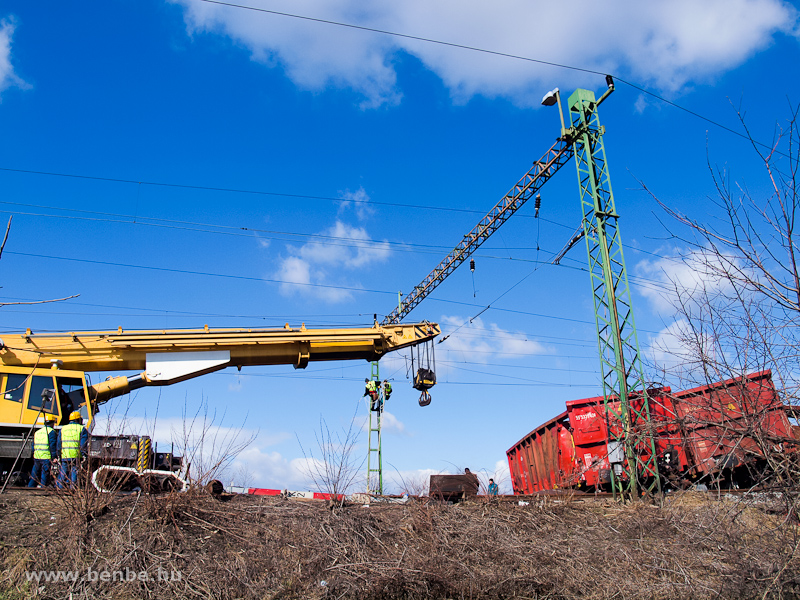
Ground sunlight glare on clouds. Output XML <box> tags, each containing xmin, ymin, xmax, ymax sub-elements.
<box><xmin>171</xmin><ymin>0</ymin><xmax>798</xmax><ymax>107</ymax></box>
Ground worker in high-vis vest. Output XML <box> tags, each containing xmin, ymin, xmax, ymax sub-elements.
<box><xmin>57</xmin><ymin>411</ymin><xmax>88</xmax><ymax>488</ymax></box>
<box><xmin>364</xmin><ymin>378</ymin><xmax>379</xmax><ymax>409</ymax></box>
<box><xmin>27</xmin><ymin>417</ymin><xmax>57</xmax><ymax>487</ymax></box>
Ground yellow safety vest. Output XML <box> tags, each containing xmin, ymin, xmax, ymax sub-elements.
<box><xmin>366</xmin><ymin>380</ymin><xmax>377</xmax><ymax>392</ymax></box>
<box><xmin>33</xmin><ymin>426</ymin><xmax>54</xmax><ymax>460</ymax></box>
<box><xmin>60</xmin><ymin>423</ymin><xmax>84</xmax><ymax>459</ymax></box>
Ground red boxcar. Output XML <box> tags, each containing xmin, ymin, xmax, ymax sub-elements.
<box><xmin>507</xmin><ymin>371</ymin><xmax>794</xmax><ymax>493</ymax></box>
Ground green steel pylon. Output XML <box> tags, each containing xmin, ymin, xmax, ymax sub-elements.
<box><xmin>566</xmin><ymin>86</ymin><xmax>661</xmax><ymax>499</ymax></box>
<box><xmin>366</xmin><ymin>361</ymin><xmax>383</xmax><ymax>495</ymax></box>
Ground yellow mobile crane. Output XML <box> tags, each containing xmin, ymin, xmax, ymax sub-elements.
<box><xmin>0</xmin><ymin>321</ymin><xmax>439</xmax><ymax>488</ymax></box>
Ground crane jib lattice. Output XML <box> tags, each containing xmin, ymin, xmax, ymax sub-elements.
<box><xmin>381</xmin><ymin>138</ymin><xmax>574</xmax><ymax>326</ymax></box>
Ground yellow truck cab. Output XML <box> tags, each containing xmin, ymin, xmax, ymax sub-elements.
<box><xmin>0</xmin><ymin>365</ymin><xmax>93</xmax><ymax>434</ymax></box>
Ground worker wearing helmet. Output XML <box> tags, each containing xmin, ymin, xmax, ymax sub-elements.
<box><xmin>57</xmin><ymin>410</ymin><xmax>88</xmax><ymax>488</ymax></box>
<box><xmin>363</xmin><ymin>378</ymin><xmax>379</xmax><ymax>407</ymax></box>
<box><xmin>27</xmin><ymin>417</ymin><xmax>57</xmax><ymax>487</ymax></box>
<box><xmin>382</xmin><ymin>380</ymin><xmax>392</xmax><ymax>401</ymax></box>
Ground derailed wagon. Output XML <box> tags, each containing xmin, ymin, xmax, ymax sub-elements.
<box><xmin>507</xmin><ymin>371</ymin><xmax>797</xmax><ymax>493</ymax></box>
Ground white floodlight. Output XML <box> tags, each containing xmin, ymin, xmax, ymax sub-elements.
<box><xmin>541</xmin><ymin>87</ymin><xmax>560</xmax><ymax>106</ymax></box>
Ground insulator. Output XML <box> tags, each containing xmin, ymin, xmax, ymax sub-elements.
<box><xmin>469</xmin><ymin>259</ymin><xmax>475</xmax><ymax>272</ymax></box>
<box><xmin>534</xmin><ymin>194</ymin><xmax>541</xmax><ymax>218</ymax></box>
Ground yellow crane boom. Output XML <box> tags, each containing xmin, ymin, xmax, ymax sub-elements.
<box><xmin>0</xmin><ymin>322</ymin><xmax>439</xmax><ymax>371</ymax></box>
<box><xmin>0</xmin><ymin>321</ymin><xmax>440</xmax><ymax>485</ymax></box>
<box><xmin>0</xmin><ymin>321</ymin><xmax>440</xmax><ymax>406</ymax></box>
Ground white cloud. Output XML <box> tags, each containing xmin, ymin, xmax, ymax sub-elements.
<box><xmin>437</xmin><ymin>315</ymin><xmax>549</xmax><ymax>365</ymax></box>
<box><xmin>488</xmin><ymin>459</ymin><xmax>512</xmax><ymax>495</ymax></box>
<box><xmin>92</xmin><ymin>414</ymin><xmax>288</xmax><ymax>449</ymax></box>
<box><xmin>643</xmin><ymin>318</ymin><xmax>721</xmax><ymax>381</ymax></box>
<box><xmin>634</xmin><ymin>93</ymin><xmax>648</xmax><ymax>114</ymax></box>
<box><xmin>0</xmin><ymin>17</ymin><xmax>30</xmax><ymax>99</ymax></box>
<box><xmin>225</xmin><ymin>448</ymin><xmax>324</xmax><ymax>490</ymax></box>
<box><xmin>385</xmin><ymin>468</ymin><xmax>441</xmax><ymax>495</ymax></box>
<box><xmin>275</xmin><ymin>220</ymin><xmax>391</xmax><ymax>301</ymax></box>
<box><xmin>338</xmin><ymin>186</ymin><xmax>374</xmax><ymax>221</ymax></box>
<box><xmin>358</xmin><ymin>407</ymin><xmax>406</xmax><ymax>435</ymax></box>
<box><xmin>644</xmin><ymin>318</ymin><xmax>693</xmax><ymax>371</ymax></box>
<box><xmin>170</xmin><ymin>0</ymin><xmax>798</xmax><ymax>107</ymax></box>
<box><xmin>635</xmin><ymin>247</ymin><xmax>736</xmax><ymax>314</ymax></box>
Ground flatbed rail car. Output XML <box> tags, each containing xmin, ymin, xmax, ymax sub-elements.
<box><xmin>507</xmin><ymin>371</ymin><xmax>797</xmax><ymax>493</ymax></box>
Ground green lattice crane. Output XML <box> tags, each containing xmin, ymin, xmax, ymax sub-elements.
<box><xmin>384</xmin><ymin>79</ymin><xmax>660</xmax><ymax>498</ymax></box>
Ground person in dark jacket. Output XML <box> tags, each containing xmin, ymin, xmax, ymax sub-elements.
<box><xmin>28</xmin><ymin>417</ymin><xmax>58</xmax><ymax>487</ymax></box>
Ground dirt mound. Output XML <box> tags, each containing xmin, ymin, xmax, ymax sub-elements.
<box><xmin>0</xmin><ymin>490</ymin><xmax>798</xmax><ymax>599</ymax></box>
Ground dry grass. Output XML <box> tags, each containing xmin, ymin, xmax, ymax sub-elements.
<box><xmin>0</xmin><ymin>490</ymin><xmax>799</xmax><ymax>599</ymax></box>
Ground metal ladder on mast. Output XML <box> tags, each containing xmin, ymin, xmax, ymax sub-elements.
<box><xmin>366</xmin><ymin>361</ymin><xmax>383</xmax><ymax>495</ymax></box>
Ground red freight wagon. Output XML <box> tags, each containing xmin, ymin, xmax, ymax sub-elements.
<box><xmin>507</xmin><ymin>371</ymin><xmax>794</xmax><ymax>494</ymax></box>
<box><xmin>660</xmin><ymin>370</ymin><xmax>793</xmax><ymax>483</ymax></box>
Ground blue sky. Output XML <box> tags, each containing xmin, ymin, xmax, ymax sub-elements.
<box><xmin>0</xmin><ymin>1</ymin><xmax>798</xmax><ymax>492</ymax></box>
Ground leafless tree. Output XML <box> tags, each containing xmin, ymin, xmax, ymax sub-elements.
<box><xmin>297</xmin><ymin>403</ymin><xmax>365</xmax><ymax>505</ymax></box>
<box><xmin>643</xmin><ymin>103</ymin><xmax>799</xmax><ymax>385</ymax></box>
<box><xmin>176</xmin><ymin>394</ymin><xmax>256</xmax><ymax>486</ymax></box>
<box><xmin>640</xmin><ymin>103</ymin><xmax>800</xmax><ymax>494</ymax></box>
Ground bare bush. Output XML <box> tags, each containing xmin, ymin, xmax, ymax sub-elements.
<box><xmin>297</xmin><ymin>404</ymin><xmax>365</xmax><ymax>503</ymax></box>
<box><xmin>389</xmin><ymin>469</ymin><xmax>432</xmax><ymax>497</ymax></box>
<box><xmin>3</xmin><ymin>491</ymin><xmax>800</xmax><ymax>599</ymax></box>
<box><xmin>175</xmin><ymin>394</ymin><xmax>256</xmax><ymax>486</ymax></box>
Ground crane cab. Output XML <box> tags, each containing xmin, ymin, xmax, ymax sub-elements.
<box><xmin>0</xmin><ymin>366</ymin><xmax>94</xmax><ymax>435</ymax></box>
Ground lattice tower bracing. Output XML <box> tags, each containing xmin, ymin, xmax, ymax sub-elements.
<box><xmin>567</xmin><ymin>88</ymin><xmax>661</xmax><ymax>497</ymax></box>
<box><xmin>366</xmin><ymin>361</ymin><xmax>383</xmax><ymax>495</ymax></box>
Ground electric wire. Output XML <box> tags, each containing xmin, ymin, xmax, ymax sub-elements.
<box><xmin>0</xmin><ymin>176</ymin><xmax>540</xmax><ymax>219</ymax></box>
<box><xmin>215</xmin><ymin>370</ymin><xmax>598</xmax><ymax>387</ymax></box>
<box><xmin>4</xmin><ymin>250</ymin><xmax>397</xmax><ymax>296</ymax></box>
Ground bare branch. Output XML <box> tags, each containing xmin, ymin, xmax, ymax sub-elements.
<box><xmin>0</xmin><ymin>294</ymin><xmax>80</xmax><ymax>306</ymax></box>
<box><xmin>0</xmin><ymin>216</ymin><xmax>11</xmax><ymax>261</ymax></box>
